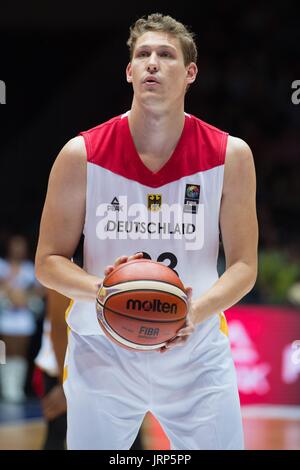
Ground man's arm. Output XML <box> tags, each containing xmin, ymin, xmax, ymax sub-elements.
<box><xmin>190</xmin><ymin>136</ymin><xmax>258</xmax><ymax>324</ymax></box>
<box><xmin>35</xmin><ymin>136</ymin><xmax>101</xmax><ymax>301</ymax></box>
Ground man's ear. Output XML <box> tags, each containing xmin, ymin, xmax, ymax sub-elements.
<box><xmin>126</xmin><ymin>63</ymin><xmax>132</xmax><ymax>83</ymax></box>
<box><xmin>186</xmin><ymin>62</ymin><xmax>198</xmax><ymax>85</ymax></box>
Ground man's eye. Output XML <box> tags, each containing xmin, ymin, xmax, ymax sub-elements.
<box><xmin>160</xmin><ymin>52</ymin><xmax>172</xmax><ymax>57</ymax></box>
<box><xmin>138</xmin><ymin>51</ymin><xmax>148</xmax><ymax>57</ymax></box>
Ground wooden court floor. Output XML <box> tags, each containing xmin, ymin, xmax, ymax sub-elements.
<box><xmin>0</xmin><ymin>413</ymin><xmax>299</xmax><ymax>450</ymax></box>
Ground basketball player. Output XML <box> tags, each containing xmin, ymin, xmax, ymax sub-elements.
<box><xmin>35</xmin><ymin>13</ymin><xmax>258</xmax><ymax>449</ymax></box>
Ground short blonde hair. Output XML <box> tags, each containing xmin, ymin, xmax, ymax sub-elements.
<box><xmin>127</xmin><ymin>13</ymin><xmax>197</xmax><ymax>66</ymax></box>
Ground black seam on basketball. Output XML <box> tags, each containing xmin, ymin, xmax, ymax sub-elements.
<box><xmin>104</xmin><ymin>259</ymin><xmax>166</xmax><ymax>282</ymax></box>
<box><xmin>97</xmin><ymin>292</ymin><xmax>187</xmax><ymax>320</ymax></box>
<box><xmin>100</xmin><ymin>289</ymin><xmax>187</xmax><ymax>304</ymax></box>
<box><xmin>102</xmin><ymin>320</ymin><xmax>182</xmax><ymax>348</ymax></box>
<box><xmin>96</xmin><ymin>294</ymin><xmax>186</xmax><ymax>310</ymax></box>
<box><xmin>98</xmin><ymin>301</ymin><xmax>186</xmax><ymax>323</ymax></box>
<box><xmin>104</xmin><ymin>278</ymin><xmax>186</xmax><ymax>294</ymax></box>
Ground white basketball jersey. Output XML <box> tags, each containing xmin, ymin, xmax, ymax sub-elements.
<box><xmin>66</xmin><ymin>112</ymin><xmax>228</xmax><ymax>335</ymax></box>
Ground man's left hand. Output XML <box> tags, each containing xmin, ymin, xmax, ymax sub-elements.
<box><xmin>158</xmin><ymin>287</ymin><xmax>196</xmax><ymax>353</ymax></box>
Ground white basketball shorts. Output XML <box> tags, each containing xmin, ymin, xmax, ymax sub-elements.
<box><xmin>63</xmin><ymin>313</ymin><xmax>244</xmax><ymax>450</ymax></box>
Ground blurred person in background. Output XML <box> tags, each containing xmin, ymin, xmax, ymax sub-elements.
<box><xmin>35</xmin><ymin>288</ymin><xmax>69</xmax><ymax>450</ymax></box>
<box><xmin>0</xmin><ymin>235</ymin><xmax>44</xmax><ymax>402</ymax></box>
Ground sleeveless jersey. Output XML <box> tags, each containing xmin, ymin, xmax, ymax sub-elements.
<box><xmin>66</xmin><ymin>112</ymin><xmax>228</xmax><ymax>335</ymax></box>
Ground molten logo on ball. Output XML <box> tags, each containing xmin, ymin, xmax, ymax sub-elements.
<box><xmin>126</xmin><ymin>298</ymin><xmax>177</xmax><ymax>314</ymax></box>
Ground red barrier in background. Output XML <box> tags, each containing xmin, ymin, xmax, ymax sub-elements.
<box><xmin>226</xmin><ymin>305</ymin><xmax>300</xmax><ymax>405</ymax></box>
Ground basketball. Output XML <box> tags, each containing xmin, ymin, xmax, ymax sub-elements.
<box><xmin>96</xmin><ymin>259</ymin><xmax>188</xmax><ymax>351</ymax></box>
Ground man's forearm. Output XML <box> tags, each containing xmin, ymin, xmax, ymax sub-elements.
<box><xmin>35</xmin><ymin>255</ymin><xmax>102</xmax><ymax>302</ymax></box>
<box><xmin>191</xmin><ymin>261</ymin><xmax>257</xmax><ymax>324</ymax></box>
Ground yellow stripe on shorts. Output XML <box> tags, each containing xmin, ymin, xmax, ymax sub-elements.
<box><xmin>63</xmin><ymin>365</ymin><xmax>68</xmax><ymax>384</ymax></box>
<box><xmin>63</xmin><ymin>303</ymin><xmax>73</xmax><ymax>384</ymax></box>
<box><xmin>219</xmin><ymin>312</ymin><xmax>229</xmax><ymax>337</ymax></box>
<box><xmin>65</xmin><ymin>299</ymin><xmax>74</xmax><ymax>321</ymax></box>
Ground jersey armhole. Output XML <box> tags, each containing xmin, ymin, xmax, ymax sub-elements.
<box><xmin>219</xmin><ymin>132</ymin><xmax>229</xmax><ymax>165</ymax></box>
<box><xmin>79</xmin><ymin>131</ymin><xmax>92</xmax><ymax>163</ymax></box>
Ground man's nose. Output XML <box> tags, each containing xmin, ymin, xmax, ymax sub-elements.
<box><xmin>147</xmin><ymin>52</ymin><xmax>159</xmax><ymax>72</ymax></box>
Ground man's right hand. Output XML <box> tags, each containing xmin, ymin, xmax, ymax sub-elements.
<box><xmin>103</xmin><ymin>252</ymin><xmax>144</xmax><ymax>278</ymax></box>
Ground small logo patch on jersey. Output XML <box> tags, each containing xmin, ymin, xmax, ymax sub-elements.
<box><xmin>107</xmin><ymin>197</ymin><xmax>123</xmax><ymax>212</ymax></box>
<box><xmin>183</xmin><ymin>184</ymin><xmax>200</xmax><ymax>214</ymax></box>
<box><xmin>148</xmin><ymin>194</ymin><xmax>162</xmax><ymax>211</ymax></box>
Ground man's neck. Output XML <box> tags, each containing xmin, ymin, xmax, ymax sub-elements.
<box><xmin>128</xmin><ymin>101</ymin><xmax>185</xmax><ymax>160</ymax></box>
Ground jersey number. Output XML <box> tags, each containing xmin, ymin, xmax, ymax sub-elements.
<box><xmin>138</xmin><ymin>252</ymin><xmax>178</xmax><ymax>276</ymax></box>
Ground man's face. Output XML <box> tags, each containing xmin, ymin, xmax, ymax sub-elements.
<box><xmin>126</xmin><ymin>31</ymin><xmax>197</xmax><ymax>108</ymax></box>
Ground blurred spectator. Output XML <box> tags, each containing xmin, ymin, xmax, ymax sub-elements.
<box><xmin>257</xmin><ymin>249</ymin><xmax>300</xmax><ymax>304</ymax></box>
<box><xmin>0</xmin><ymin>235</ymin><xmax>44</xmax><ymax>402</ymax></box>
<box><xmin>34</xmin><ymin>289</ymin><xmax>69</xmax><ymax>450</ymax></box>
<box><xmin>287</xmin><ymin>282</ymin><xmax>300</xmax><ymax>307</ymax></box>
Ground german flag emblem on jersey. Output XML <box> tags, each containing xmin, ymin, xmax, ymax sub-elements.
<box><xmin>148</xmin><ymin>194</ymin><xmax>162</xmax><ymax>211</ymax></box>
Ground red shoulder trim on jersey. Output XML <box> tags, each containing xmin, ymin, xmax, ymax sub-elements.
<box><xmin>79</xmin><ymin>113</ymin><xmax>228</xmax><ymax>188</ymax></box>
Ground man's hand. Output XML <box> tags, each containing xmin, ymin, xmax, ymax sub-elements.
<box><xmin>103</xmin><ymin>252</ymin><xmax>144</xmax><ymax>277</ymax></box>
<box><xmin>158</xmin><ymin>287</ymin><xmax>195</xmax><ymax>353</ymax></box>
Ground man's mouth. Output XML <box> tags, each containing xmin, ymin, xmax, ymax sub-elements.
<box><xmin>143</xmin><ymin>76</ymin><xmax>160</xmax><ymax>85</ymax></box>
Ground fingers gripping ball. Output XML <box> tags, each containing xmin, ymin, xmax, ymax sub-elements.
<box><xmin>96</xmin><ymin>259</ymin><xmax>188</xmax><ymax>351</ymax></box>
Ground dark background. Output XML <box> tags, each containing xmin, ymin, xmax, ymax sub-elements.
<box><xmin>0</xmin><ymin>0</ymin><xmax>299</xmax><ymax>262</ymax></box>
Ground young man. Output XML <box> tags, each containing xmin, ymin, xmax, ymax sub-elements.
<box><xmin>35</xmin><ymin>13</ymin><xmax>258</xmax><ymax>449</ymax></box>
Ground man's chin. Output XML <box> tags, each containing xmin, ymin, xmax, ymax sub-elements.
<box><xmin>139</xmin><ymin>93</ymin><xmax>166</xmax><ymax>107</ymax></box>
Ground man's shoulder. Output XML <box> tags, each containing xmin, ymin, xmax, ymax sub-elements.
<box><xmin>222</xmin><ymin>135</ymin><xmax>255</xmax><ymax>195</ymax></box>
<box><xmin>226</xmin><ymin>135</ymin><xmax>253</xmax><ymax>162</ymax></box>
